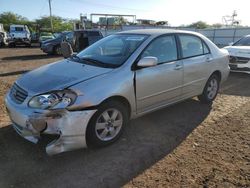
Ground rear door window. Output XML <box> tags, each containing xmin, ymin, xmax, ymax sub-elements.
<box><xmin>203</xmin><ymin>43</ymin><xmax>210</xmax><ymax>54</ymax></box>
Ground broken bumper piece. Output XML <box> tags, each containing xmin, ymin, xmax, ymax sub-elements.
<box><xmin>6</xmin><ymin>95</ymin><xmax>96</xmax><ymax>155</ymax></box>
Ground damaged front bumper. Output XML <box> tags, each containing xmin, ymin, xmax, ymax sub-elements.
<box><xmin>5</xmin><ymin>93</ymin><xmax>96</xmax><ymax>155</ymax></box>
<box><xmin>229</xmin><ymin>56</ymin><xmax>250</xmax><ymax>72</ymax></box>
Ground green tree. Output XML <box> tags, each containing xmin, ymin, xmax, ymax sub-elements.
<box><xmin>212</xmin><ymin>23</ymin><xmax>223</xmax><ymax>28</ymax></box>
<box><xmin>36</xmin><ymin>16</ymin><xmax>75</xmax><ymax>32</ymax></box>
<box><xmin>188</xmin><ymin>21</ymin><xmax>210</xmax><ymax>29</ymax></box>
<box><xmin>0</xmin><ymin>12</ymin><xmax>76</xmax><ymax>33</ymax></box>
<box><xmin>114</xmin><ymin>16</ymin><xmax>128</xmax><ymax>25</ymax></box>
<box><xmin>0</xmin><ymin>12</ymin><xmax>30</xmax><ymax>31</ymax></box>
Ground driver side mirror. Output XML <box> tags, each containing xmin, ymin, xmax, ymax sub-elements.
<box><xmin>137</xmin><ymin>56</ymin><xmax>158</xmax><ymax>68</ymax></box>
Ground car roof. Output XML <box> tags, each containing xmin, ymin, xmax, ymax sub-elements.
<box><xmin>74</xmin><ymin>29</ymin><xmax>100</xmax><ymax>32</ymax></box>
<box><xmin>118</xmin><ymin>29</ymin><xmax>198</xmax><ymax>37</ymax></box>
<box><xmin>10</xmin><ymin>24</ymin><xmax>25</xmax><ymax>27</ymax></box>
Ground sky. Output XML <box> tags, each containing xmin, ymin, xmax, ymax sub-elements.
<box><xmin>0</xmin><ymin>0</ymin><xmax>250</xmax><ymax>26</ymax></box>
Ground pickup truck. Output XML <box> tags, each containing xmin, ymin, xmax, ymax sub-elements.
<box><xmin>8</xmin><ymin>24</ymin><xmax>31</xmax><ymax>47</ymax></box>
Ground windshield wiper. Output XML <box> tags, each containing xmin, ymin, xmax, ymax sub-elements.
<box><xmin>81</xmin><ymin>58</ymin><xmax>116</xmax><ymax>68</ymax></box>
<box><xmin>70</xmin><ymin>54</ymin><xmax>83</xmax><ymax>63</ymax></box>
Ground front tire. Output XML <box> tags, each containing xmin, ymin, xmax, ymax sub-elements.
<box><xmin>8</xmin><ymin>43</ymin><xmax>16</xmax><ymax>48</ymax></box>
<box><xmin>198</xmin><ymin>74</ymin><xmax>220</xmax><ymax>104</ymax></box>
<box><xmin>25</xmin><ymin>43</ymin><xmax>31</xmax><ymax>47</ymax></box>
<box><xmin>53</xmin><ymin>45</ymin><xmax>62</xmax><ymax>55</ymax></box>
<box><xmin>86</xmin><ymin>100</ymin><xmax>129</xmax><ymax>147</ymax></box>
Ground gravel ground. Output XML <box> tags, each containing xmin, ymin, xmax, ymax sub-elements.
<box><xmin>0</xmin><ymin>48</ymin><xmax>249</xmax><ymax>188</ymax></box>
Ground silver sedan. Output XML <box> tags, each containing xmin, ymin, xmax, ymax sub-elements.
<box><xmin>5</xmin><ymin>29</ymin><xmax>230</xmax><ymax>155</ymax></box>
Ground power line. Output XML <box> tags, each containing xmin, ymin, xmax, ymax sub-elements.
<box><xmin>69</xmin><ymin>0</ymin><xmax>150</xmax><ymax>12</ymax></box>
<box><xmin>39</xmin><ymin>0</ymin><xmax>48</xmax><ymax>17</ymax></box>
<box><xmin>48</xmin><ymin>0</ymin><xmax>53</xmax><ymax>31</ymax></box>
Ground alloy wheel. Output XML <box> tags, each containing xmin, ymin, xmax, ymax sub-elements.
<box><xmin>95</xmin><ymin>108</ymin><xmax>123</xmax><ymax>141</ymax></box>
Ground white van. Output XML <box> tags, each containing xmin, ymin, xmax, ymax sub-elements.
<box><xmin>9</xmin><ymin>24</ymin><xmax>31</xmax><ymax>47</ymax></box>
<box><xmin>0</xmin><ymin>23</ymin><xmax>8</xmax><ymax>46</ymax></box>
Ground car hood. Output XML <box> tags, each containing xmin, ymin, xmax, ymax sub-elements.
<box><xmin>16</xmin><ymin>59</ymin><xmax>113</xmax><ymax>94</ymax></box>
<box><xmin>224</xmin><ymin>46</ymin><xmax>250</xmax><ymax>58</ymax></box>
<box><xmin>43</xmin><ymin>37</ymin><xmax>61</xmax><ymax>44</ymax></box>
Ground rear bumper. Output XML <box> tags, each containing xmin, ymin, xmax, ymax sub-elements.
<box><xmin>9</xmin><ymin>38</ymin><xmax>31</xmax><ymax>45</ymax></box>
<box><xmin>5</xmin><ymin>92</ymin><xmax>96</xmax><ymax>155</ymax></box>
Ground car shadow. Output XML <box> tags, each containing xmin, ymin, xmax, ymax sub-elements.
<box><xmin>1</xmin><ymin>54</ymin><xmax>60</xmax><ymax>62</ymax></box>
<box><xmin>220</xmin><ymin>72</ymin><xmax>250</xmax><ymax>97</ymax></box>
<box><xmin>0</xmin><ymin>99</ymin><xmax>211</xmax><ymax>188</ymax></box>
<box><xmin>0</xmin><ymin>70</ymin><xmax>29</xmax><ymax>77</ymax></box>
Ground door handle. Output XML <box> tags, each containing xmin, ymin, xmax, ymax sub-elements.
<box><xmin>206</xmin><ymin>57</ymin><xmax>213</xmax><ymax>62</ymax></box>
<box><xmin>174</xmin><ymin>64</ymin><xmax>183</xmax><ymax>70</ymax></box>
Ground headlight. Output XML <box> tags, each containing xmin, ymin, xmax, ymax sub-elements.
<box><xmin>28</xmin><ymin>90</ymin><xmax>77</xmax><ymax>109</ymax></box>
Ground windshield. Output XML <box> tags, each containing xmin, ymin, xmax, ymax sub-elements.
<box><xmin>76</xmin><ymin>34</ymin><xmax>148</xmax><ymax>67</ymax></box>
<box><xmin>10</xmin><ymin>27</ymin><xmax>24</xmax><ymax>32</ymax></box>
<box><xmin>55</xmin><ymin>32</ymin><xmax>68</xmax><ymax>39</ymax></box>
<box><xmin>233</xmin><ymin>36</ymin><xmax>250</xmax><ymax>46</ymax></box>
<box><xmin>41</xmin><ymin>32</ymin><xmax>54</xmax><ymax>37</ymax></box>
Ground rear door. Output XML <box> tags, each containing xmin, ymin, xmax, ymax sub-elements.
<box><xmin>135</xmin><ymin>35</ymin><xmax>183</xmax><ymax>113</ymax></box>
<box><xmin>178</xmin><ymin>34</ymin><xmax>212</xmax><ymax>98</ymax></box>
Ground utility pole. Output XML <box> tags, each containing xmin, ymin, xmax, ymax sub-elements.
<box><xmin>48</xmin><ymin>0</ymin><xmax>53</xmax><ymax>32</ymax></box>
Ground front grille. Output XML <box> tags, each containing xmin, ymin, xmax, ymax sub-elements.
<box><xmin>230</xmin><ymin>56</ymin><xmax>250</xmax><ymax>64</ymax></box>
<box><xmin>10</xmin><ymin>83</ymin><xmax>28</xmax><ymax>104</ymax></box>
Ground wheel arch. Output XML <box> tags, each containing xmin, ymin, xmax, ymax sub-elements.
<box><xmin>211</xmin><ymin>70</ymin><xmax>222</xmax><ymax>82</ymax></box>
<box><xmin>85</xmin><ymin>95</ymin><xmax>131</xmax><ymax>147</ymax></box>
<box><xmin>100</xmin><ymin>95</ymin><xmax>132</xmax><ymax>118</ymax></box>
<box><xmin>53</xmin><ymin>44</ymin><xmax>61</xmax><ymax>54</ymax></box>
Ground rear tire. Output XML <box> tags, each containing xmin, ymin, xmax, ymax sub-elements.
<box><xmin>8</xmin><ymin>43</ymin><xmax>16</xmax><ymax>48</ymax></box>
<box><xmin>26</xmin><ymin>43</ymin><xmax>31</xmax><ymax>47</ymax></box>
<box><xmin>86</xmin><ymin>100</ymin><xmax>129</xmax><ymax>148</ymax></box>
<box><xmin>198</xmin><ymin>74</ymin><xmax>220</xmax><ymax>104</ymax></box>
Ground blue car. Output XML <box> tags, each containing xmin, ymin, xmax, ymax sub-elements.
<box><xmin>41</xmin><ymin>31</ymin><xmax>72</xmax><ymax>55</ymax></box>
<box><xmin>41</xmin><ymin>30</ymin><xmax>103</xmax><ymax>55</ymax></box>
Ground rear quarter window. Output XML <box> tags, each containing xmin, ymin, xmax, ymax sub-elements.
<box><xmin>179</xmin><ymin>35</ymin><xmax>204</xmax><ymax>58</ymax></box>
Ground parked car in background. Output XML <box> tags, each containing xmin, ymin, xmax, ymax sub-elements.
<box><xmin>39</xmin><ymin>32</ymin><xmax>55</xmax><ymax>43</ymax></box>
<box><xmin>40</xmin><ymin>31</ymin><xmax>73</xmax><ymax>55</ymax></box>
<box><xmin>8</xmin><ymin>24</ymin><xmax>31</xmax><ymax>47</ymax></box>
<box><xmin>5</xmin><ymin>29</ymin><xmax>229</xmax><ymax>155</ymax></box>
<box><xmin>0</xmin><ymin>33</ymin><xmax>4</xmax><ymax>47</ymax></box>
<box><xmin>224</xmin><ymin>35</ymin><xmax>250</xmax><ymax>72</ymax></box>
<box><xmin>40</xmin><ymin>30</ymin><xmax>103</xmax><ymax>55</ymax></box>
<box><xmin>53</xmin><ymin>32</ymin><xmax>62</xmax><ymax>38</ymax></box>
<box><xmin>72</xmin><ymin>30</ymin><xmax>103</xmax><ymax>52</ymax></box>
<box><xmin>30</xmin><ymin>32</ymin><xmax>39</xmax><ymax>43</ymax></box>
<box><xmin>0</xmin><ymin>23</ymin><xmax>8</xmax><ymax>47</ymax></box>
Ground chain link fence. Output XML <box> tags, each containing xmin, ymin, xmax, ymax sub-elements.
<box><xmin>102</xmin><ymin>25</ymin><xmax>250</xmax><ymax>48</ymax></box>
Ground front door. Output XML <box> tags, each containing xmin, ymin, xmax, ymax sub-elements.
<box><xmin>135</xmin><ymin>35</ymin><xmax>183</xmax><ymax>114</ymax></box>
